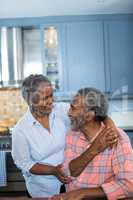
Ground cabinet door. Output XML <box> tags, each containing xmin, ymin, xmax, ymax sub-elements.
<box><xmin>105</xmin><ymin>21</ymin><xmax>133</xmax><ymax>96</ymax></box>
<box><xmin>64</xmin><ymin>21</ymin><xmax>105</xmax><ymax>94</ymax></box>
<box><xmin>40</xmin><ymin>24</ymin><xmax>65</xmax><ymax>92</ymax></box>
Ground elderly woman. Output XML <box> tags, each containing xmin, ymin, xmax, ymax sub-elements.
<box><xmin>52</xmin><ymin>87</ymin><xmax>133</xmax><ymax>200</ymax></box>
<box><xmin>12</xmin><ymin>75</ymin><xmax>118</xmax><ymax>198</ymax></box>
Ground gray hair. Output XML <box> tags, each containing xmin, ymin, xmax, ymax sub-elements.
<box><xmin>21</xmin><ymin>74</ymin><xmax>51</xmax><ymax>104</ymax></box>
<box><xmin>77</xmin><ymin>87</ymin><xmax>108</xmax><ymax>121</ymax></box>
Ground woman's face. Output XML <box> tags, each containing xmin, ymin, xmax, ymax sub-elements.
<box><xmin>29</xmin><ymin>82</ymin><xmax>54</xmax><ymax>116</ymax></box>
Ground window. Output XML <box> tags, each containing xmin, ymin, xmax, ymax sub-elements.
<box><xmin>23</xmin><ymin>27</ymin><xmax>43</xmax><ymax>77</ymax></box>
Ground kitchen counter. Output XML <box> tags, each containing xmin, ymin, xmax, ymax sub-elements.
<box><xmin>118</xmin><ymin>126</ymin><xmax>133</xmax><ymax>131</ymax></box>
<box><xmin>0</xmin><ymin>127</ymin><xmax>133</xmax><ymax>152</ymax></box>
<box><xmin>0</xmin><ymin>196</ymin><xmax>109</xmax><ymax>200</ymax></box>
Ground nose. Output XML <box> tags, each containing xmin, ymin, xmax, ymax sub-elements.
<box><xmin>48</xmin><ymin>96</ymin><xmax>53</xmax><ymax>104</ymax></box>
<box><xmin>46</xmin><ymin>97</ymin><xmax>53</xmax><ymax>108</ymax></box>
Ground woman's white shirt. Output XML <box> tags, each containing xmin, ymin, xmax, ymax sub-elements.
<box><xmin>12</xmin><ymin>102</ymin><xmax>70</xmax><ymax>197</ymax></box>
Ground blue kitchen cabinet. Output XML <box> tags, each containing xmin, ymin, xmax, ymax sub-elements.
<box><xmin>63</xmin><ymin>21</ymin><xmax>105</xmax><ymax>95</ymax></box>
<box><xmin>104</xmin><ymin>20</ymin><xmax>133</xmax><ymax>97</ymax></box>
<box><xmin>0</xmin><ymin>15</ymin><xmax>133</xmax><ymax>98</ymax></box>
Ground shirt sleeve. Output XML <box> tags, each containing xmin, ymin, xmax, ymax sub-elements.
<box><xmin>12</xmin><ymin>128</ymin><xmax>36</xmax><ymax>175</ymax></box>
<box><xmin>102</xmin><ymin>137</ymin><xmax>133</xmax><ymax>200</ymax></box>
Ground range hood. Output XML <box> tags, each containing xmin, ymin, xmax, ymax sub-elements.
<box><xmin>0</xmin><ymin>27</ymin><xmax>24</xmax><ymax>87</ymax></box>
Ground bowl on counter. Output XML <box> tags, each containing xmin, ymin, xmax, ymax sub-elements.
<box><xmin>0</xmin><ymin>118</ymin><xmax>16</xmax><ymax>135</ymax></box>
<box><xmin>0</xmin><ymin>126</ymin><xmax>9</xmax><ymax>135</ymax></box>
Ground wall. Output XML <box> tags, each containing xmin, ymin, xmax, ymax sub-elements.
<box><xmin>0</xmin><ymin>88</ymin><xmax>27</xmax><ymax>121</ymax></box>
<box><xmin>0</xmin><ymin>87</ymin><xmax>133</xmax><ymax>128</ymax></box>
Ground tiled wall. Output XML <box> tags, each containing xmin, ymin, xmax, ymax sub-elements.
<box><xmin>0</xmin><ymin>88</ymin><xmax>27</xmax><ymax>121</ymax></box>
<box><xmin>0</xmin><ymin>88</ymin><xmax>133</xmax><ymax>128</ymax></box>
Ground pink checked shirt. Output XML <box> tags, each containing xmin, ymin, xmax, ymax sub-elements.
<box><xmin>63</xmin><ymin>125</ymin><xmax>133</xmax><ymax>200</ymax></box>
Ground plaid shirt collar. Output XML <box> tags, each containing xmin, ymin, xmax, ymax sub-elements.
<box><xmin>75</xmin><ymin>122</ymin><xmax>105</xmax><ymax>145</ymax></box>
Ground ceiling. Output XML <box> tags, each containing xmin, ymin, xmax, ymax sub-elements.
<box><xmin>0</xmin><ymin>0</ymin><xmax>133</xmax><ymax>19</ymax></box>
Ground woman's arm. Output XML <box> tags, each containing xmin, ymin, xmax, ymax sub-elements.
<box><xmin>103</xmin><ymin>117</ymin><xmax>116</xmax><ymax>128</ymax></box>
<box><xmin>30</xmin><ymin>163</ymin><xmax>70</xmax><ymax>183</ymax></box>
<box><xmin>12</xmin><ymin>130</ymin><xmax>69</xmax><ymax>183</ymax></box>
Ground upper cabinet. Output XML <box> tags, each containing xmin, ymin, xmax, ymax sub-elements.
<box><xmin>0</xmin><ymin>15</ymin><xmax>133</xmax><ymax>99</ymax></box>
<box><xmin>104</xmin><ymin>20</ymin><xmax>133</xmax><ymax>97</ymax></box>
<box><xmin>23</xmin><ymin>27</ymin><xmax>43</xmax><ymax>77</ymax></box>
<box><xmin>63</xmin><ymin>21</ymin><xmax>105</xmax><ymax>95</ymax></box>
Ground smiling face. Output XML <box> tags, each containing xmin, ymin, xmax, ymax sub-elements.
<box><xmin>68</xmin><ymin>95</ymin><xmax>95</xmax><ymax>129</ymax></box>
<box><xmin>29</xmin><ymin>82</ymin><xmax>54</xmax><ymax>116</ymax></box>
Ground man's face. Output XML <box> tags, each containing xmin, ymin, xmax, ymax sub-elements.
<box><xmin>68</xmin><ymin>95</ymin><xmax>86</xmax><ymax>129</ymax></box>
<box><xmin>68</xmin><ymin>95</ymin><xmax>96</xmax><ymax>129</ymax></box>
<box><xmin>29</xmin><ymin>82</ymin><xmax>54</xmax><ymax>116</ymax></box>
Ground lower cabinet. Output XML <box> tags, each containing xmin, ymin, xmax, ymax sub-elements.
<box><xmin>0</xmin><ymin>152</ymin><xmax>26</xmax><ymax>195</ymax></box>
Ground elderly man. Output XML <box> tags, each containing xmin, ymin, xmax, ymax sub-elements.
<box><xmin>52</xmin><ymin>87</ymin><xmax>133</xmax><ymax>200</ymax></box>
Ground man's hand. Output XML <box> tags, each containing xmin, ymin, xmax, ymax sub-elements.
<box><xmin>53</xmin><ymin>164</ymin><xmax>71</xmax><ymax>184</ymax></box>
<box><xmin>92</xmin><ymin>127</ymin><xmax>118</xmax><ymax>153</ymax></box>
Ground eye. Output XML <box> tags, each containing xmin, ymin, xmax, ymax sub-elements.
<box><xmin>31</xmin><ymin>93</ymin><xmax>41</xmax><ymax>104</ymax></box>
<box><xmin>70</xmin><ymin>104</ymin><xmax>75</xmax><ymax>110</ymax></box>
<box><xmin>43</xmin><ymin>96</ymin><xmax>48</xmax><ymax>100</ymax></box>
<box><xmin>42</xmin><ymin>94</ymin><xmax>53</xmax><ymax>101</ymax></box>
<box><xmin>49</xmin><ymin>94</ymin><xmax>53</xmax><ymax>98</ymax></box>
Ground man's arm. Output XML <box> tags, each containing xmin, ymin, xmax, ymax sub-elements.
<box><xmin>69</xmin><ymin>127</ymin><xmax>118</xmax><ymax>177</ymax></box>
<box><xmin>51</xmin><ymin>187</ymin><xmax>106</xmax><ymax>200</ymax></box>
<box><xmin>101</xmin><ymin>134</ymin><xmax>133</xmax><ymax>200</ymax></box>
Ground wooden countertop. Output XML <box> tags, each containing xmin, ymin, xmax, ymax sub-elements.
<box><xmin>0</xmin><ymin>197</ymin><xmax>133</xmax><ymax>200</ymax></box>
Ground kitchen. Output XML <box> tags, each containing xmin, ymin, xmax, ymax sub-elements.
<box><xmin>0</xmin><ymin>0</ymin><xmax>133</xmax><ymax>199</ymax></box>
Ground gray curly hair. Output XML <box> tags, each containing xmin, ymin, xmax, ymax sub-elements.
<box><xmin>77</xmin><ymin>87</ymin><xmax>108</xmax><ymax>122</ymax></box>
<box><xmin>21</xmin><ymin>74</ymin><xmax>51</xmax><ymax>104</ymax></box>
